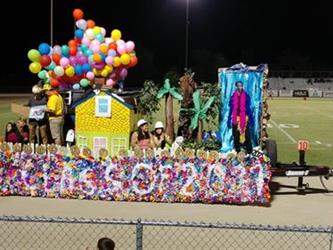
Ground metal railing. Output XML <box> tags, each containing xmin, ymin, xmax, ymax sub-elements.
<box><xmin>0</xmin><ymin>215</ymin><xmax>332</xmax><ymax>250</ymax></box>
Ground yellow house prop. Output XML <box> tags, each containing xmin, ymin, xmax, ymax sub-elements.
<box><xmin>71</xmin><ymin>89</ymin><xmax>136</xmax><ymax>156</ymax></box>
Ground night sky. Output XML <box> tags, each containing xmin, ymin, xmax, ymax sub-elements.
<box><xmin>1</xmin><ymin>0</ymin><xmax>332</xmax><ymax>91</ymax></box>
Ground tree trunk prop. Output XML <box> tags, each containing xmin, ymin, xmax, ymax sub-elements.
<box><xmin>165</xmin><ymin>93</ymin><xmax>175</xmax><ymax>141</ymax></box>
<box><xmin>197</xmin><ymin>119</ymin><xmax>203</xmax><ymax>143</ymax></box>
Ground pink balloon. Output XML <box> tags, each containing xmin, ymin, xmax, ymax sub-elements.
<box><xmin>86</xmin><ymin>71</ymin><xmax>95</xmax><ymax>80</ymax></box>
<box><xmin>105</xmin><ymin>56</ymin><xmax>114</xmax><ymax>65</ymax></box>
<box><xmin>116</xmin><ymin>39</ymin><xmax>125</xmax><ymax>46</ymax></box>
<box><xmin>125</xmin><ymin>41</ymin><xmax>135</xmax><ymax>53</ymax></box>
<box><xmin>90</xmin><ymin>44</ymin><xmax>100</xmax><ymax>53</ymax></box>
<box><xmin>91</xmin><ymin>40</ymin><xmax>101</xmax><ymax>47</ymax></box>
<box><xmin>69</xmin><ymin>56</ymin><xmax>77</xmax><ymax>66</ymax></box>
<box><xmin>117</xmin><ymin>44</ymin><xmax>126</xmax><ymax>55</ymax></box>
<box><xmin>81</xmin><ymin>37</ymin><xmax>91</xmax><ymax>46</ymax></box>
<box><xmin>106</xmin><ymin>79</ymin><xmax>115</xmax><ymax>87</ymax></box>
<box><xmin>53</xmin><ymin>45</ymin><xmax>62</xmax><ymax>55</ymax></box>
<box><xmin>60</xmin><ymin>57</ymin><xmax>70</xmax><ymax>67</ymax></box>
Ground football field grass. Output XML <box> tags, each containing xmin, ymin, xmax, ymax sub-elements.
<box><xmin>267</xmin><ymin>98</ymin><xmax>333</xmax><ymax>166</ymax></box>
<box><xmin>0</xmin><ymin>96</ymin><xmax>332</xmax><ymax>167</ymax></box>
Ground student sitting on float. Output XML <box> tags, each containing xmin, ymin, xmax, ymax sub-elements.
<box><xmin>130</xmin><ymin>119</ymin><xmax>154</xmax><ymax>150</ymax></box>
<box><xmin>151</xmin><ymin>121</ymin><xmax>172</xmax><ymax>150</ymax></box>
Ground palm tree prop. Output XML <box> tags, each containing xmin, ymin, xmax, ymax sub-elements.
<box><xmin>157</xmin><ymin>78</ymin><xmax>183</xmax><ymax>141</ymax></box>
<box><xmin>181</xmin><ymin>90</ymin><xmax>215</xmax><ymax>143</ymax></box>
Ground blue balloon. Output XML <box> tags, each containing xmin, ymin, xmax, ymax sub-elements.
<box><xmin>75</xmin><ymin>29</ymin><xmax>84</xmax><ymax>39</ymax></box>
<box><xmin>75</xmin><ymin>65</ymin><xmax>83</xmax><ymax>75</ymax></box>
<box><xmin>73</xmin><ymin>83</ymin><xmax>81</xmax><ymax>90</ymax></box>
<box><xmin>82</xmin><ymin>63</ymin><xmax>91</xmax><ymax>72</ymax></box>
<box><xmin>38</xmin><ymin>43</ymin><xmax>50</xmax><ymax>55</ymax></box>
<box><xmin>61</xmin><ymin>45</ymin><xmax>69</xmax><ymax>57</ymax></box>
<box><xmin>95</xmin><ymin>33</ymin><xmax>104</xmax><ymax>42</ymax></box>
<box><xmin>100</xmin><ymin>53</ymin><xmax>106</xmax><ymax>61</ymax></box>
<box><xmin>108</xmin><ymin>49</ymin><xmax>117</xmax><ymax>57</ymax></box>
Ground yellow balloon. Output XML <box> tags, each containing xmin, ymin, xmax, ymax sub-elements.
<box><xmin>29</xmin><ymin>62</ymin><xmax>42</xmax><ymax>74</ymax></box>
<box><xmin>105</xmin><ymin>65</ymin><xmax>113</xmax><ymax>73</ymax></box>
<box><xmin>111</xmin><ymin>29</ymin><xmax>122</xmax><ymax>41</ymax></box>
<box><xmin>113</xmin><ymin>57</ymin><xmax>121</xmax><ymax>67</ymax></box>
<box><xmin>93</xmin><ymin>26</ymin><xmax>101</xmax><ymax>35</ymax></box>
<box><xmin>95</xmin><ymin>69</ymin><xmax>102</xmax><ymax>76</ymax></box>
<box><xmin>120</xmin><ymin>54</ymin><xmax>131</xmax><ymax>65</ymax></box>
<box><xmin>93</xmin><ymin>68</ymin><xmax>98</xmax><ymax>75</ymax></box>
<box><xmin>101</xmin><ymin>69</ymin><xmax>108</xmax><ymax>78</ymax></box>
<box><xmin>65</xmin><ymin>66</ymin><xmax>75</xmax><ymax>77</ymax></box>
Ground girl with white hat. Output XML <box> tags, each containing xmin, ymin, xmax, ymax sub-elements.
<box><xmin>130</xmin><ymin>119</ymin><xmax>154</xmax><ymax>150</ymax></box>
<box><xmin>152</xmin><ymin>121</ymin><xmax>172</xmax><ymax>149</ymax></box>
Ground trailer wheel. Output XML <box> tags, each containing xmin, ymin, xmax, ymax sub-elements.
<box><xmin>265</xmin><ymin>139</ymin><xmax>277</xmax><ymax>167</ymax></box>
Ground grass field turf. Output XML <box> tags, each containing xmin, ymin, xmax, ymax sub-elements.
<box><xmin>0</xmin><ymin>96</ymin><xmax>332</xmax><ymax>167</ymax></box>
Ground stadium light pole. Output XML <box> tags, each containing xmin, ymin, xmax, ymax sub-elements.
<box><xmin>185</xmin><ymin>0</ymin><xmax>190</xmax><ymax>70</ymax></box>
<box><xmin>50</xmin><ymin>0</ymin><xmax>54</xmax><ymax>46</ymax></box>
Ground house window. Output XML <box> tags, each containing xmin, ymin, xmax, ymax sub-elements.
<box><xmin>93</xmin><ymin>137</ymin><xmax>108</xmax><ymax>157</ymax></box>
<box><xmin>111</xmin><ymin>137</ymin><xmax>127</xmax><ymax>156</ymax></box>
<box><xmin>95</xmin><ymin>96</ymin><xmax>111</xmax><ymax>117</ymax></box>
<box><xmin>77</xmin><ymin>136</ymin><xmax>88</xmax><ymax>148</ymax></box>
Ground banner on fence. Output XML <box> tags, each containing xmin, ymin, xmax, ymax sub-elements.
<box><xmin>308</xmin><ymin>89</ymin><xmax>322</xmax><ymax>98</ymax></box>
<box><xmin>323</xmin><ymin>90</ymin><xmax>333</xmax><ymax>98</ymax></box>
<box><xmin>292</xmin><ymin>90</ymin><xmax>309</xmax><ymax>97</ymax></box>
<box><xmin>0</xmin><ymin>151</ymin><xmax>271</xmax><ymax>205</ymax></box>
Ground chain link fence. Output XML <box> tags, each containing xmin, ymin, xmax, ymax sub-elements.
<box><xmin>0</xmin><ymin>215</ymin><xmax>332</xmax><ymax>250</ymax></box>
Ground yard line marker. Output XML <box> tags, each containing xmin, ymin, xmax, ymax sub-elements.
<box><xmin>270</xmin><ymin>119</ymin><xmax>297</xmax><ymax>144</ymax></box>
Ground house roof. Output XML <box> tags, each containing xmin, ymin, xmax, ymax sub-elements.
<box><xmin>70</xmin><ymin>89</ymin><xmax>135</xmax><ymax>110</ymax></box>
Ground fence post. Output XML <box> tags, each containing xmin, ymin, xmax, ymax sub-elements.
<box><xmin>329</xmin><ymin>226</ymin><xmax>333</xmax><ymax>250</ymax></box>
<box><xmin>136</xmin><ymin>218</ymin><xmax>143</xmax><ymax>250</ymax></box>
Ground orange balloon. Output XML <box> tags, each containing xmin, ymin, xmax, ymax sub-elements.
<box><xmin>108</xmin><ymin>43</ymin><xmax>117</xmax><ymax>50</ymax></box>
<box><xmin>93</xmin><ymin>53</ymin><xmax>102</xmax><ymax>63</ymax></box>
<box><xmin>128</xmin><ymin>56</ymin><xmax>138</xmax><ymax>67</ymax></box>
<box><xmin>86</xmin><ymin>19</ymin><xmax>95</xmax><ymax>29</ymax></box>
<box><xmin>73</xmin><ymin>9</ymin><xmax>84</xmax><ymax>20</ymax></box>
<box><xmin>50</xmin><ymin>78</ymin><xmax>60</xmax><ymax>87</ymax></box>
<box><xmin>68</xmin><ymin>39</ymin><xmax>76</xmax><ymax>47</ymax></box>
<box><xmin>52</xmin><ymin>54</ymin><xmax>61</xmax><ymax>65</ymax></box>
<box><xmin>69</xmin><ymin>46</ymin><xmax>77</xmax><ymax>56</ymax></box>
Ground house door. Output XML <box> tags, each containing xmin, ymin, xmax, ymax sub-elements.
<box><xmin>93</xmin><ymin>137</ymin><xmax>108</xmax><ymax>157</ymax></box>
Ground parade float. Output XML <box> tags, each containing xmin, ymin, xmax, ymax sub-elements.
<box><xmin>0</xmin><ymin>9</ymin><xmax>272</xmax><ymax>205</ymax></box>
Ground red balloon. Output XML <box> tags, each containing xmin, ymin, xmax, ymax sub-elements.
<box><xmin>68</xmin><ymin>39</ymin><xmax>76</xmax><ymax>47</ymax></box>
<box><xmin>52</xmin><ymin>54</ymin><xmax>61</xmax><ymax>65</ymax></box>
<box><xmin>40</xmin><ymin>55</ymin><xmax>51</xmax><ymax>67</ymax></box>
<box><xmin>75</xmin><ymin>38</ymin><xmax>81</xmax><ymax>45</ymax></box>
<box><xmin>128</xmin><ymin>56</ymin><xmax>138</xmax><ymax>67</ymax></box>
<box><xmin>69</xmin><ymin>46</ymin><xmax>77</xmax><ymax>56</ymax></box>
<box><xmin>73</xmin><ymin>9</ymin><xmax>84</xmax><ymax>20</ymax></box>
<box><xmin>50</xmin><ymin>78</ymin><xmax>60</xmax><ymax>87</ymax></box>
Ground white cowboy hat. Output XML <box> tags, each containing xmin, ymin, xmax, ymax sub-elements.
<box><xmin>32</xmin><ymin>85</ymin><xmax>42</xmax><ymax>94</ymax></box>
<box><xmin>137</xmin><ymin>119</ymin><xmax>148</xmax><ymax>128</ymax></box>
<box><xmin>154</xmin><ymin>121</ymin><xmax>164</xmax><ymax>129</ymax></box>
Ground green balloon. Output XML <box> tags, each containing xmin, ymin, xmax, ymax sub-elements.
<box><xmin>80</xmin><ymin>78</ymin><xmax>90</xmax><ymax>87</ymax></box>
<box><xmin>38</xmin><ymin>70</ymin><xmax>47</xmax><ymax>80</ymax></box>
<box><xmin>27</xmin><ymin>49</ymin><xmax>41</xmax><ymax>62</ymax></box>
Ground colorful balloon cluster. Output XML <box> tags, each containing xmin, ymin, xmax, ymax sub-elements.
<box><xmin>27</xmin><ymin>8</ymin><xmax>138</xmax><ymax>89</ymax></box>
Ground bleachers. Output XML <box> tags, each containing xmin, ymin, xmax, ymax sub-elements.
<box><xmin>268</xmin><ymin>77</ymin><xmax>333</xmax><ymax>90</ymax></box>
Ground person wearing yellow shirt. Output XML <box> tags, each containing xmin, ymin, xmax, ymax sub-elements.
<box><xmin>42</xmin><ymin>84</ymin><xmax>65</xmax><ymax>145</ymax></box>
